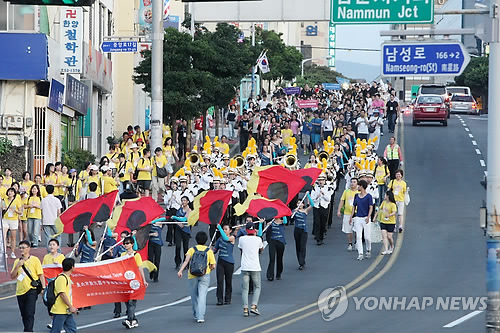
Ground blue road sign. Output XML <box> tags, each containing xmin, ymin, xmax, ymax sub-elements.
<box><xmin>381</xmin><ymin>41</ymin><xmax>470</xmax><ymax>77</ymax></box>
<box><xmin>323</xmin><ymin>83</ymin><xmax>341</xmax><ymax>90</ymax></box>
<box><xmin>100</xmin><ymin>41</ymin><xmax>138</xmax><ymax>53</ymax></box>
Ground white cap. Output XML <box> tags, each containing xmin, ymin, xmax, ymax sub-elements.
<box><xmin>90</xmin><ymin>165</ymin><xmax>99</xmax><ymax>171</ymax></box>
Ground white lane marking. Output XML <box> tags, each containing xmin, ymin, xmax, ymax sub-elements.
<box><xmin>456</xmin><ymin>115</ymin><xmax>462</xmax><ymax>119</ymax></box>
<box><xmin>443</xmin><ymin>310</ymin><xmax>483</xmax><ymax>328</ymax></box>
<box><xmin>462</xmin><ymin>123</ymin><xmax>467</xmax><ymax>127</ymax></box>
<box><xmin>465</xmin><ymin>128</ymin><xmax>470</xmax><ymax>132</ymax></box>
<box><xmin>472</xmin><ymin>141</ymin><xmax>477</xmax><ymax>146</ymax></box>
<box><xmin>469</xmin><ymin>134</ymin><xmax>474</xmax><ymax>138</ymax></box>
<box><xmin>469</xmin><ymin>117</ymin><xmax>488</xmax><ymax>121</ymax></box>
<box><xmin>77</xmin><ymin>286</ymin><xmax>218</xmax><ymax>330</ymax></box>
<box><xmin>480</xmin><ymin>160</ymin><xmax>486</xmax><ymax>167</ymax></box>
<box><xmin>476</xmin><ymin>149</ymin><xmax>482</xmax><ymax>155</ymax></box>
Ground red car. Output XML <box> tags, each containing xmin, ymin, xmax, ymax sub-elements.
<box><xmin>412</xmin><ymin>95</ymin><xmax>448</xmax><ymax>127</ymax></box>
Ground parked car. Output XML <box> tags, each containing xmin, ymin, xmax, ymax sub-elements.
<box><xmin>450</xmin><ymin>94</ymin><xmax>478</xmax><ymax>115</ymax></box>
<box><xmin>412</xmin><ymin>95</ymin><xmax>448</xmax><ymax>126</ymax></box>
<box><xmin>417</xmin><ymin>84</ymin><xmax>450</xmax><ymax>118</ymax></box>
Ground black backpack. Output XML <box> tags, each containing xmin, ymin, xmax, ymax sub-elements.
<box><xmin>43</xmin><ymin>274</ymin><xmax>68</xmax><ymax>314</ymax></box>
<box><xmin>189</xmin><ymin>247</ymin><xmax>209</xmax><ymax>277</ymax></box>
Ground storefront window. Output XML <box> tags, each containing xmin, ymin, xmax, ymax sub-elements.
<box><xmin>0</xmin><ymin>2</ymin><xmax>7</xmax><ymax>31</ymax></box>
<box><xmin>8</xmin><ymin>4</ymin><xmax>35</xmax><ymax>31</ymax></box>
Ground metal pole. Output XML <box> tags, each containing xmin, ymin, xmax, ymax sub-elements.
<box><xmin>150</xmin><ymin>0</ymin><xmax>164</xmax><ymax>152</ymax></box>
<box><xmin>487</xmin><ymin>2</ymin><xmax>500</xmax><ymax>331</ymax></box>
<box><xmin>190</xmin><ymin>3</ymin><xmax>195</xmax><ymax>40</ymax></box>
<box><xmin>251</xmin><ymin>22</ymin><xmax>256</xmax><ymax>102</ymax></box>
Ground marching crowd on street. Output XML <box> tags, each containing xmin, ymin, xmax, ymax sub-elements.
<box><xmin>4</xmin><ymin>81</ymin><xmax>410</xmax><ymax>332</ymax></box>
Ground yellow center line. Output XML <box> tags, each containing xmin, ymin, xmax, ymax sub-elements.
<box><xmin>0</xmin><ymin>294</ymin><xmax>16</xmax><ymax>301</ymax></box>
<box><xmin>237</xmin><ymin>115</ymin><xmax>407</xmax><ymax>333</ymax></box>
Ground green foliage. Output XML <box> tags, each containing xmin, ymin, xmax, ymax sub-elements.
<box><xmin>63</xmin><ymin>148</ymin><xmax>96</xmax><ymax>172</ymax></box>
<box><xmin>133</xmin><ymin>25</ymin><xmax>254</xmax><ymax>124</ymax></box>
<box><xmin>0</xmin><ymin>146</ymin><xmax>25</xmax><ymax>180</ymax></box>
<box><xmin>254</xmin><ymin>29</ymin><xmax>303</xmax><ymax>83</ymax></box>
<box><xmin>295</xmin><ymin>65</ymin><xmax>349</xmax><ymax>87</ymax></box>
<box><xmin>0</xmin><ymin>137</ymin><xmax>13</xmax><ymax>155</ymax></box>
<box><xmin>454</xmin><ymin>56</ymin><xmax>488</xmax><ymax>102</ymax></box>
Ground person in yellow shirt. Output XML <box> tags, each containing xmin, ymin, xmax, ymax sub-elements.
<box><xmin>10</xmin><ymin>240</ymin><xmax>45</xmax><ymax>332</ymax></box>
<box><xmin>136</xmin><ymin>138</ymin><xmax>146</xmax><ymax>156</ymax></box>
<box><xmin>388</xmin><ymin>169</ymin><xmax>408</xmax><ymax>233</ymax></box>
<box><xmin>4</xmin><ymin>167</ymin><xmax>16</xmax><ymax>188</ymax></box>
<box><xmin>219</xmin><ymin>135</ymin><xmax>230</xmax><ymax>155</ymax></box>
<box><xmin>0</xmin><ymin>175</ymin><xmax>8</xmax><ymax>200</ymax></box>
<box><xmin>151</xmin><ymin>147</ymin><xmax>168</xmax><ymax>201</ymax></box>
<box><xmin>374</xmin><ymin>157</ymin><xmax>390</xmax><ymax>206</ymax></box>
<box><xmin>43</xmin><ymin>238</ymin><xmax>65</xmax><ymax>265</ymax></box>
<box><xmin>281</xmin><ymin>122</ymin><xmax>294</xmax><ymax>147</ymax></box>
<box><xmin>44</xmin><ymin>163</ymin><xmax>57</xmax><ymax>187</ymax></box>
<box><xmin>105</xmin><ymin>144</ymin><xmax>120</xmax><ymax>170</ymax></box>
<box><xmin>128</xmin><ymin>143</ymin><xmax>142</xmax><ymax>167</ymax></box>
<box><xmin>117</xmin><ymin>153</ymin><xmax>134</xmax><ymax>192</ymax></box>
<box><xmin>87</xmin><ymin>165</ymin><xmax>101</xmax><ymax>196</ymax></box>
<box><xmin>26</xmin><ymin>184</ymin><xmax>43</xmax><ymax>248</ymax></box>
<box><xmin>122</xmin><ymin>137</ymin><xmax>134</xmax><ymax>160</ymax></box>
<box><xmin>20</xmin><ymin>192</ymin><xmax>29</xmax><ymax>243</ymax></box>
<box><xmin>136</xmin><ymin>149</ymin><xmax>153</xmax><ymax>197</ymax></box>
<box><xmin>121</xmin><ymin>236</ymin><xmax>148</xmax><ymax>329</ymax></box>
<box><xmin>379</xmin><ymin>191</ymin><xmax>398</xmax><ymax>255</ymax></box>
<box><xmin>162</xmin><ymin>137</ymin><xmax>178</xmax><ymax>175</ymax></box>
<box><xmin>337</xmin><ymin>178</ymin><xmax>359</xmax><ymax>251</ymax></box>
<box><xmin>132</xmin><ymin>125</ymin><xmax>148</xmax><ymax>144</ymax></box>
<box><xmin>3</xmin><ymin>187</ymin><xmax>23</xmax><ymax>258</ymax></box>
<box><xmin>50</xmin><ymin>258</ymin><xmax>77</xmax><ymax>333</ymax></box>
<box><xmin>101</xmin><ymin>165</ymin><xmax>119</xmax><ymax>194</ymax></box>
<box><xmin>177</xmin><ymin>231</ymin><xmax>216</xmax><ymax>323</ymax></box>
<box><xmin>34</xmin><ymin>174</ymin><xmax>48</xmax><ymax>198</ymax></box>
<box><xmin>20</xmin><ymin>171</ymin><xmax>34</xmax><ymax>196</ymax></box>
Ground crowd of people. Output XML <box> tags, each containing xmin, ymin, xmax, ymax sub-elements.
<box><xmin>4</xmin><ymin>80</ymin><xmax>410</xmax><ymax>332</ymax></box>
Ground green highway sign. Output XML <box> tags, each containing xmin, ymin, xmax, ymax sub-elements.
<box><xmin>331</xmin><ymin>0</ymin><xmax>434</xmax><ymax>24</ymax></box>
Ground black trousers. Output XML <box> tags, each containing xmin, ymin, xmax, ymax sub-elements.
<box><xmin>178</xmin><ymin>140</ymin><xmax>186</xmax><ymax>159</ymax></box>
<box><xmin>267</xmin><ymin>239</ymin><xmax>285</xmax><ymax>280</ymax></box>
<box><xmin>240</xmin><ymin>133</ymin><xmax>249</xmax><ymax>152</ymax></box>
<box><xmin>175</xmin><ymin>227</ymin><xmax>190</xmax><ymax>266</ymax></box>
<box><xmin>114</xmin><ymin>302</ymin><xmax>126</xmax><ymax>315</ymax></box>
<box><xmin>148</xmin><ymin>241</ymin><xmax>162</xmax><ymax>281</ymax></box>
<box><xmin>313</xmin><ymin>207</ymin><xmax>329</xmax><ymax>241</ymax></box>
<box><xmin>17</xmin><ymin>289</ymin><xmax>37</xmax><ymax>332</ymax></box>
<box><xmin>165</xmin><ymin>208</ymin><xmax>177</xmax><ymax>244</ymax></box>
<box><xmin>388</xmin><ymin>159</ymin><xmax>400</xmax><ymax>180</ymax></box>
<box><xmin>294</xmin><ymin>228</ymin><xmax>308</xmax><ymax>266</ymax></box>
<box><xmin>216</xmin><ymin>259</ymin><xmax>234</xmax><ymax>303</ymax></box>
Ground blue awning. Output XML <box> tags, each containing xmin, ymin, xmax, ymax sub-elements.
<box><xmin>0</xmin><ymin>33</ymin><xmax>48</xmax><ymax>80</ymax></box>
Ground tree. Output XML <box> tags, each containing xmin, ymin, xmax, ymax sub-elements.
<box><xmin>454</xmin><ymin>56</ymin><xmax>488</xmax><ymax>109</ymax></box>
<box><xmin>295</xmin><ymin>65</ymin><xmax>350</xmax><ymax>87</ymax></box>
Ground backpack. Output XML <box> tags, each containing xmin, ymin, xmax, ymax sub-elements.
<box><xmin>43</xmin><ymin>274</ymin><xmax>68</xmax><ymax>314</ymax></box>
<box><xmin>189</xmin><ymin>246</ymin><xmax>209</xmax><ymax>277</ymax></box>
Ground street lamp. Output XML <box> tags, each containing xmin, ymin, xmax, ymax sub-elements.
<box><xmin>301</xmin><ymin>56</ymin><xmax>333</xmax><ymax>77</ymax></box>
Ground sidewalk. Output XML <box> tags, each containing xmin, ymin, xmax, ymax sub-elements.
<box><xmin>0</xmin><ymin>246</ymin><xmax>72</xmax><ymax>294</ymax></box>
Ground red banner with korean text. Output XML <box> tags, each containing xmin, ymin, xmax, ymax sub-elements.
<box><xmin>296</xmin><ymin>99</ymin><xmax>319</xmax><ymax>108</ymax></box>
<box><xmin>43</xmin><ymin>256</ymin><xmax>145</xmax><ymax>308</ymax></box>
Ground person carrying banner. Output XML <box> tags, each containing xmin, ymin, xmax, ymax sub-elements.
<box><xmin>50</xmin><ymin>258</ymin><xmax>77</xmax><ymax>333</ymax></box>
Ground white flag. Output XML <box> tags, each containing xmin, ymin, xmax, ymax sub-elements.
<box><xmin>257</xmin><ymin>52</ymin><xmax>270</xmax><ymax>74</ymax></box>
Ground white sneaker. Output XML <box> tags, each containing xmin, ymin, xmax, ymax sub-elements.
<box><xmin>197</xmin><ymin>319</ymin><xmax>205</xmax><ymax>323</ymax></box>
<box><xmin>365</xmin><ymin>251</ymin><xmax>371</xmax><ymax>259</ymax></box>
<box><xmin>388</xmin><ymin>249</ymin><xmax>393</xmax><ymax>254</ymax></box>
<box><xmin>131</xmin><ymin>320</ymin><xmax>139</xmax><ymax>328</ymax></box>
<box><xmin>10</xmin><ymin>252</ymin><xmax>16</xmax><ymax>259</ymax></box>
<box><xmin>347</xmin><ymin>244</ymin><xmax>353</xmax><ymax>251</ymax></box>
<box><xmin>381</xmin><ymin>250</ymin><xmax>389</xmax><ymax>255</ymax></box>
<box><xmin>357</xmin><ymin>254</ymin><xmax>364</xmax><ymax>261</ymax></box>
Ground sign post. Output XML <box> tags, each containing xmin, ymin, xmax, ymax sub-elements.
<box><xmin>331</xmin><ymin>0</ymin><xmax>434</xmax><ymax>24</ymax></box>
<box><xmin>381</xmin><ymin>41</ymin><xmax>470</xmax><ymax>77</ymax></box>
<box><xmin>100</xmin><ymin>41</ymin><xmax>138</xmax><ymax>53</ymax></box>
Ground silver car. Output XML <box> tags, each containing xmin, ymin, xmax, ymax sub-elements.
<box><xmin>450</xmin><ymin>94</ymin><xmax>478</xmax><ymax>115</ymax></box>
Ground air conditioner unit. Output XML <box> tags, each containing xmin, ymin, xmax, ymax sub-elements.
<box><xmin>2</xmin><ymin>115</ymin><xmax>24</xmax><ymax>129</ymax></box>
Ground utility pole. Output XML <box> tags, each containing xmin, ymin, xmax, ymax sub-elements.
<box><xmin>486</xmin><ymin>0</ymin><xmax>500</xmax><ymax>331</ymax></box>
<box><xmin>251</xmin><ymin>22</ymin><xmax>256</xmax><ymax>104</ymax></box>
<box><xmin>150</xmin><ymin>0</ymin><xmax>164</xmax><ymax>152</ymax></box>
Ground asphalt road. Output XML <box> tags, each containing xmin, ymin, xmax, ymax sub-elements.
<box><xmin>0</xmin><ymin>113</ymin><xmax>487</xmax><ymax>333</ymax></box>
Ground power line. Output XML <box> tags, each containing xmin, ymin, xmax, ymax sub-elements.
<box><xmin>293</xmin><ymin>45</ymin><xmax>381</xmax><ymax>52</ymax></box>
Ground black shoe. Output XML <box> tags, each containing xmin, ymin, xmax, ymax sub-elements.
<box><xmin>153</xmin><ymin>279</ymin><xmax>159</xmax><ymax>283</ymax></box>
<box><xmin>276</xmin><ymin>275</ymin><xmax>281</xmax><ymax>280</ymax></box>
<box><xmin>224</xmin><ymin>300</ymin><xmax>231</xmax><ymax>304</ymax></box>
<box><xmin>175</xmin><ymin>265</ymin><xmax>180</xmax><ymax>270</ymax></box>
<box><xmin>217</xmin><ymin>301</ymin><xmax>224</xmax><ymax>306</ymax></box>
<box><xmin>267</xmin><ymin>278</ymin><xmax>274</xmax><ymax>281</ymax></box>
<box><xmin>168</xmin><ymin>243</ymin><xmax>173</xmax><ymax>247</ymax></box>
<box><xmin>298</xmin><ymin>265</ymin><xmax>304</xmax><ymax>270</ymax></box>
<box><xmin>327</xmin><ymin>225</ymin><xmax>332</xmax><ymax>229</ymax></box>
<box><xmin>114</xmin><ymin>313</ymin><xmax>121</xmax><ymax>318</ymax></box>
<box><xmin>317</xmin><ymin>240</ymin><xmax>322</xmax><ymax>246</ymax></box>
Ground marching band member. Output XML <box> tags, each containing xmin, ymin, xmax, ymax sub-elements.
<box><xmin>164</xmin><ymin>177</ymin><xmax>181</xmax><ymax>246</ymax></box>
<box><xmin>310</xmin><ymin>173</ymin><xmax>333</xmax><ymax>245</ymax></box>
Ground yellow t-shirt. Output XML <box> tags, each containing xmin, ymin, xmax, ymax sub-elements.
<box><xmin>20</xmin><ymin>181</ymin><xmax>34</xmax><ymax>195</ymax></box>
<box><xmin>163</xmin><ymin>146</ymin><xmax>174</xmax><ymax>157</ymax></box>
<box><xmin>374</xmin><ymin>165</ymin><xmax>388</xmax><ymax>185</ymax></box>
<box><xmin>102</xmin><ymin>175</ymin><xmax>118</xmax><ymax>194</ymax></box>
<box><xmin>4</xmin><ymin>176</ymin><xmax>15</xmax><ymax>188</ymax></box>
<box><xmin>87</xmin><ymin>175</ymin><xmax>101</xmax><ymax>196</ymax></box>
<box><xmin>56</xmin><ymin>174</ymin><xmax>70</xmax><ymax>197</ymax></box>
<box><xmin>118</xmin><ymin>161</ymin><xmax>134</xmax><ymax>183</ymax></box>
<box><xmin>186</xmin><ymin>245</ymin><xmax>216</xmax><ymax>279</ymax></box>
<box><xmin>0</xmin><ymin>187</ymin><xmax>7</xmax><ymax>201</ymax></box>
<box><xmin>39</xmin><ymin>185</ymin><xmax>48</xmax><ymax>198</ymax></box>
<box><xmin>11</xmin><ymin>256</ymin><xmax>43</xmax><ymax>296</ymax></box>
<box><xmin>379</xmin><ymin>201</ymin><xmax>397</xmax><ymax>224</ymax></box>
<box><xmin>26</xmin><ymin>196</ymin><xmax>42</xmax><ymax>219</ymax></box>
<box><xmin>137</xmin><ymin>158</ymin><xmax>152</xmax><ymax>181</ymax></box>
<box><xmin>151</xmin><ymin>155</ymin><xmax>168</xmax><ymax>177</ymax></box>
<box><xmin>20</xmin><ymin>196</ymin><xmax>28</xmax><ymax>221</ymax></box>
<box><xmin>44</xmin><ymin>174</ymin><xmax>57</xmax><ymax>186</ymax></box>
<box><xmin>133</xmin><ymin>132</ymin><xmax>147</xmax><ymax>143</ymax></box>
<box><xmin>389</xmin><ymin>179</ymin><xmax>407</xmax><ymax>202</ymax></box>
<box><xmin>105</xmin><ymin>152</ymin><xmax>119</xmax><ymax>163</ymax></box>
<box><xmin>51</xmin><ymin>273</ymin><xmax>72</xmax><ymax>315</ymax></box>
<box><xmin>4</xmin><ymin>196</ymin><xmax>23</xmax><ymax>220</ymax></box>
<box><xmin>219</xmin><ymin>143</ymin><xmax>229</xmax><ymax>154</ymax></box>
<box><xmin>281</xmin><ymin>129</ymin><xmax>293</xmax><ymax>146</ymax></box>
<box><xmin>341</xmin><ymin>188</ymin><xmax>359</xmax><ymax>216</ymax></box>
<box><xmin>121</xmin><ymin>252</ymin><xmax>143</xmax><ymax>268</ymax></box>
<box><xmin>42</xmin><ymin>253</ymin><xmax>65</xmax><ymax>265</ymax></box>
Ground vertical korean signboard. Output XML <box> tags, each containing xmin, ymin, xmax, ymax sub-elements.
<box><xmin>328</xmin><ymin>23</ymin><xmax>336</xmax><ymax>68</ymax></box>
<box><xmin>60</xmin><ymin>7</ymin><xmax>83</xmax><ymax>74</ymax></box>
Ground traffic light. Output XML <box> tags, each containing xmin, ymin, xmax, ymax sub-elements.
<box><xmin>3</xmin><ymin>0</ymin><xmax>95</xmax><ymax>5</ymax></box>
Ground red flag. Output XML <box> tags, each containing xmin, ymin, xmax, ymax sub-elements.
<box><xmin>112</xmin><ymin>197</ymin><xmax>164</xmax><ymax>260</ymax></box>
<box><xmin>234</xmin><ymin>194</ymin><xmax>291</xmax><ymax>219</ymax></box>
<box><xmin>292</xmin><ymin>168</ymin><xmax>323</xmax><ymax>192</ymax></box>
<box><xmin>247</xmin><ymin>166</ymin><xmax>306</xmax><ymax>204</ymax></box>
<box><xmin>43</xmin><ymin>256</ymin><xmax>146</xmax><ymax>308</ymax></box>
<box><xmin>188</xmin><ymin>190</ymin><xmax>233</xmax><ymax>226</ymax></box>
<box><xmin>55</xmin><ymin>191</ymin><xmax>118</xmax><ymax>234</ymax></box>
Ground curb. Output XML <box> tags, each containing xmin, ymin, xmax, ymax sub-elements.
<box><xmin>0</xmin><ymin>280</ymin><xmax>16</xmax><ymax>295</ymax></box>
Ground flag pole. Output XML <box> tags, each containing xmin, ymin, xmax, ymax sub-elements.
<box><xmin>208</xmin><ymin>225</ymin><xmax>218</xmax><ymax>248</ymax></box>
<box><xmin>95</xmin><ymin>238</ymin><xmax>124</xmax><ymax>261</ymax></box>
<box><xmin>66</xmin><ymin>232</ymin><xmax>86</xmax><ymax>258</ymax></box>
<box><xmin>94</xmin><ymin>223</ymin><xmax>108</xmax><ymax>260</ymax></box>
<box><xmin>291</xmin><ymin>191</ymin><xmax>309</xmax><ymax>219</ymax></box>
